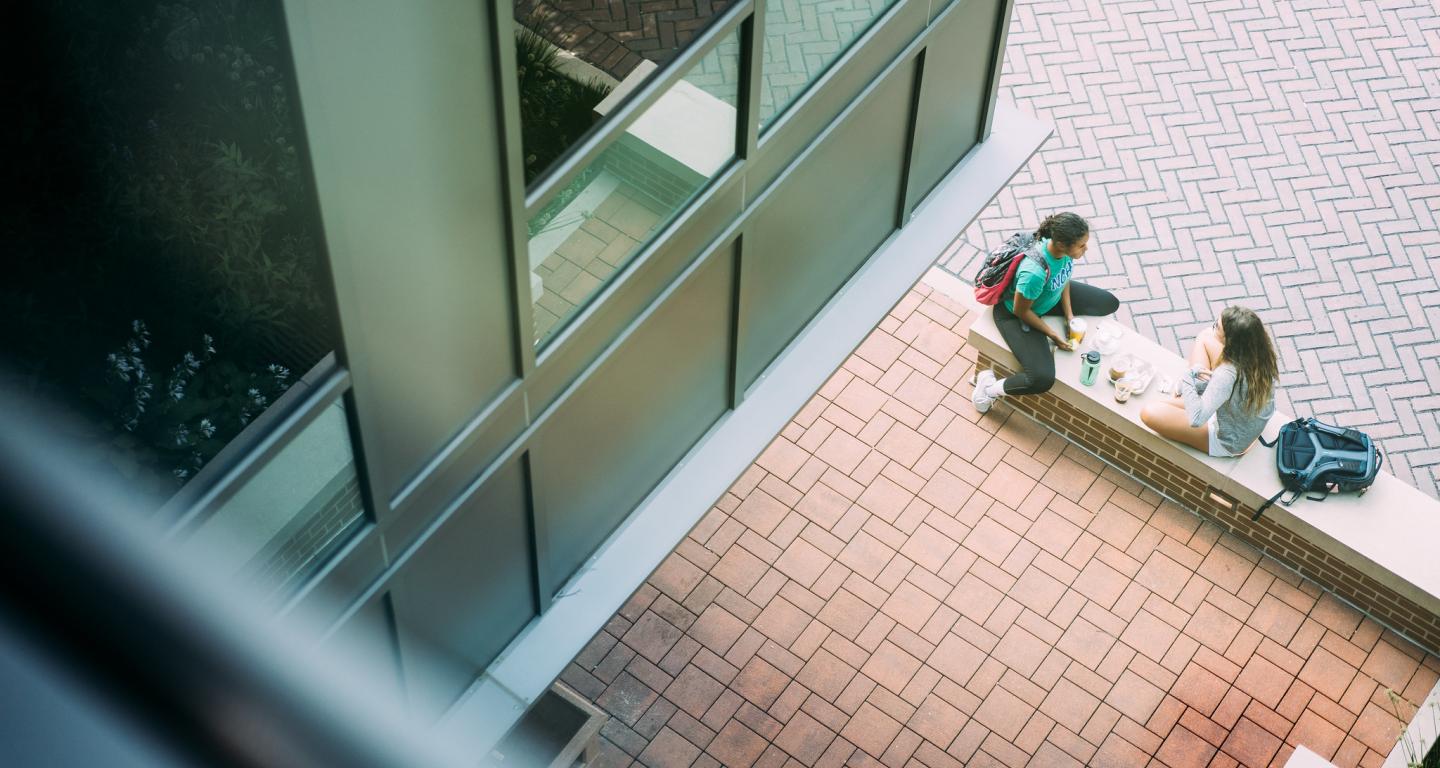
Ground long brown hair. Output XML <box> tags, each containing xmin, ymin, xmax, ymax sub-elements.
<box><xmin>1218</xmin><ymin>306</ymin><xmax>1279</xmax><ymax>415</ymax></box>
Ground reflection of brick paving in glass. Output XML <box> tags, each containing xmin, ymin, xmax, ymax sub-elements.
<box><xmin>936</xmin><ymin>0</ymin><xmax>1440</xmax><ymax>498</ymax></box>
<box><xmin>563</xmin><ymin>283</ymin><xmax>1440</xmax><ymax>768</ymax></box>
<box><xmin>757</xmin><ymin>0</ymin><xmax>895</xmax><ymax>125</ymax></box>
<box><xmin>654</xmin><ymin>0</ymin><xmax>896</xmax><ymax>120</ymax></box>
<box><xmin>515</xmin><ymin>0</ymin><xmax>893</xmax><ymax>121</ymax></box>
<box><xmin>534</xmin><ymin>183</ymin><xmax>667</xmax><ymax>343</ymax></box>
<box><xmin>515</xmin><ymin>0</ymin><xmax>735</xmax><ymax>80</ymax></box>
<box><xmin>681</xmin><ymin>38</ymin><xmax>744</xmax><ymax>107</ymax></box>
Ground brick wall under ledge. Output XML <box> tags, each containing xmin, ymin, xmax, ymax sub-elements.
<box><xmin>977</xmin><ymin>351</ymin><xmax>1440</xmax><ymax>657</ymax></box>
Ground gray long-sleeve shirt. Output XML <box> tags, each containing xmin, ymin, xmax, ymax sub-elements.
<box><xmin>1179</xmin><ymin>363</ymin><xmax>1275</xmax><ymax>455</ymax></box>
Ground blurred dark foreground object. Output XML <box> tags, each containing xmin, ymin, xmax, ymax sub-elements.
<box><xmin>0</xmin><ymin>383</ymin><xmax>468</xmax><ymax>768</ymax></box>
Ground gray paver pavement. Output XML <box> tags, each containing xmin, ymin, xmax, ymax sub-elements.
<box><xmin>939</xmin><ymin>0</ymin><xmax>1440</xmax><ymax>499</ymax></box>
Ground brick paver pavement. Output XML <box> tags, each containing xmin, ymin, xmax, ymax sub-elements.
<box><xmin>562</xmin><ymin>281</ymin><xmax>1440</xmax><ymax>768</ymax></box>
<box><xmin>938</xmin><ymin>0</ymin><xmax>1440</xmax><ymax>498</ymax></box>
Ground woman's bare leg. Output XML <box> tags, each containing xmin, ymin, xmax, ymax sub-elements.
<box><xmin>1140</xmin><ymin>398</ymin><xmax>1210</xmax><ymax>453</ymax></box>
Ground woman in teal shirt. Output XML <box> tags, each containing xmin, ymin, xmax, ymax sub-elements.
<box><xmin>973</xmin><ymin>212</ymin><xmax>1120</xmax><ymax>413</ymax></box>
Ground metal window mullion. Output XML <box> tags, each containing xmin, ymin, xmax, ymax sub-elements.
<box><xmin>490</xmin><ymin>0</ymin><xmax>538</xmax><ymax>377</ymax></box>
<box><xmin>728</xmin><ymin>233</ymin><xmax>747</xmax><ymax>408</ymax></box>
<box><xmin>731</xmin><ymin>4</ymin><xmax>762</xmax><ymax>403</ymax></box>
<box><xmin>340</xmin><ymin>385</ymin><xmax>384</xmax><ymax>530</ymax></box>
<box><xmin>979</xmin><ymin>0</ymin><xmax>1016</xmax><ymax>141</ymax></box>
<box><xmin>897</xmin><ymin>47</ymin><xmax>927</xmax><ymax>225</ymax></box>
<box><xmin>165</xmin><ymin>366</ymin><xmax>353</xmax><ymax>536</ymax></box>
<box><xmin>738</xmin><ymin>4</ymin><xmax>765</xmax><ymax>161</ymax></box>
<box><xmin>523</xmin><ymin>0</ymin><xmax>755</xmax><ymax>216</ymax></box>
<box><xmin>522</xmin><ymin>450</ymin><xmax>550</xmax><ymax>612</ymax></box>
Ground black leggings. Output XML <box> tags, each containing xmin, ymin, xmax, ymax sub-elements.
<box><xmin>993</xmin><ymin>281</ymin><xmax>1120</xmax><ymax>395</ymax></box>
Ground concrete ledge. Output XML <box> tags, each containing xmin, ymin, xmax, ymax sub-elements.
<box><xmin>595</xmin><ymin>60</ymin><xmax>734</xmax><ymax>179</ymax></box>
<box><xmin>953</xmin><ymin>280</ymin><xmax>1440</xmax><ymax>653</ymax></box>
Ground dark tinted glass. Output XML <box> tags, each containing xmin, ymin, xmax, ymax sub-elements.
<box><xmin>6</xmin><ymin>0</ymin><xmax>338</xmax><ymax>504</ymax></box>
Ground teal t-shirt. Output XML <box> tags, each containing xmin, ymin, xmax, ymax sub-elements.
<box><xmin>1003</xmin><ymin>239</ymin><xmax>1072</xmax><ymax>315</ymax></box>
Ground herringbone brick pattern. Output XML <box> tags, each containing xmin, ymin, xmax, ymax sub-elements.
<box><xmin>937</xmin><ymin>0</ymin><xmax>1440</xmax><ymax>498</ymax></box>
<box><xmin>516</xmin><ymin>0</ymin><xmax>735</xmax><ymax>79</ymax></box>
<box><xmin>756</xmin><ymin>0</ymin><xmax>896</xmax><ymax>124</ymax></box>
<box><xmin>563</xmin><ymin>284</ymin><xmax>1440</xmax><ymax>768</ymax></box>
<box><xmin>517</xmin><ymin>0</ymin><xmax>893</xmax><ymax>122</ymax></box>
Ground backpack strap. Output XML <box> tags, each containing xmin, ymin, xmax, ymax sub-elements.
<box><xmin>1306</xmin><ymin>481</ymin><xmax>1336</xmax><ymax>502</ymax></box>
<box><xmin>1251</xmin><ymin>488</ymin><xmax>1303</xmax><ymax>521</ymax></box>
<box><xmin>1013</xmin><ymin>248</ymin><xmax>1051</xmax><ymax>296</ymax></box>
<box><xmin>1258</xmin><ymin>417</ymin><xmax>1306</xmax><ymax>448</ymax></box>
<box><xmin>1029</xmin><ymin>248</ymin><xmax>1051</xmax><ymax>284</ymax></box>
<box><xmin>1251</xmin><ymin>489</ymin><xmax>1286</xmax><ymax>521</ymax></box>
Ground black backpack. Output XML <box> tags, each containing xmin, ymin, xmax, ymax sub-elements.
<box><xmin>1251</xmin><ymin>418</ymin><xmax>1383</xmax><ymax>521</ymax></box>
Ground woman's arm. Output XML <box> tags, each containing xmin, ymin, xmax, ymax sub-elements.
<box><xmin>1060</xmin><ymin>282</ymin><xmax>1074</xmax><ymax>329</ymax></box>
<box><xmin>1179</xmin><ymin>364</ymin><xmax>1236</xmax><ymax>427</ymax></box>
<box><xmin>1013</xmin><ymin>293</ymin><xmax>1073</xmax><ymax>351</ymax></box>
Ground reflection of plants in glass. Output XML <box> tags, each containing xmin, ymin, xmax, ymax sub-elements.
<box><xmin>92</xmin><ymin>320</ymin><xmax>291</xmax><ymax>484</ymax></box>
<box><xmin>6</xmin><ymin>0</ymin><xmax>335</xmax><ymax>498</ymax></box>
<box><xmin>122</xmin><ymin>137</ymin><xmax>323</xmax><ymax>343</ymax></box>
<box><xmin>106</xmin><ymin>0</ymin><xmax>325</xmax><ymax>353</ymax></box>
<box><xmin>1388</xmin><ymin>689</ymin><xmax>1440</xmax><ymax>768</ymax></box>
<box><xmin>515</xmin><ymin>28</ymin><xmax>612</xmax><ymax>185</ymax></box>
<box><xmin>527</xmin><ymin>166</ymin><xmax>599</xmax><ymax>238</ymax></box>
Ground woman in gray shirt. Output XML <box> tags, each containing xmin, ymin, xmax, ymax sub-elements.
<box><xmin>1141</xmin><ymin>306</ymin><xmax>1279</xmax><ymax>456</ymax></box>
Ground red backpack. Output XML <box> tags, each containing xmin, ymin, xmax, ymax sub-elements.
<box><xmin>973</xmin><ymin>232</ymin><xmax>1050</xmax><ymax>306</ymax></box>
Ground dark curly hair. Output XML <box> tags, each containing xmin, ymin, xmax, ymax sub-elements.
<box><xmin>1035</xmin><ymin>212</ymin><xmax>1089</xmax><ymax>250</ymax></box>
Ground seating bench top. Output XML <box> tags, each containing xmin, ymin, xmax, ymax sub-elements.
<box><xmin>957</xmin><ymin>288</ymin><xmax>1440</xmax><ymax>616</ymax></box>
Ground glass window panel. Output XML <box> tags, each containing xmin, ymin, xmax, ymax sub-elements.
<box><xmin>759</xmin><ymin>0</ymin><xmax>899</xmax><ymax>129</ymax></box>
<box><xmin>180</xmin><ymin>400</ymin><xmax>365</xmax><ymax>602</ymax></box>
<box><xmin>513</xmin><ymin>2</ymin><xmax>737</xmax><ymax>183</ymax></box>
<box><xmin>528</xmin><ymin>30</ymin><xmax>741</xmax><ymax>347</ymax></box>
<box><xmin>7</xmin><ymin>1</ymin><xmax>337</xmax><ymax>504</ymax></box>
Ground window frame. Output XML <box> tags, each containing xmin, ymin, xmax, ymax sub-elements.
<box><xmin>162</xmin><ymin>355</ymin><xmax>365</xmax><ymax>538</ymax></box>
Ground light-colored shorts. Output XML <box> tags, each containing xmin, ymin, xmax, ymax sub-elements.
<box><xmin>1206</xmin><ymin>414</ymin><xmax>1244</xmax><ymax>458</ymax></box>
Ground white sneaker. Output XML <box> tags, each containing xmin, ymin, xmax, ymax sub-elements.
<box><xmin>972</xmin><ymin>370</ymin><xmax>997</xmax><ymax>414</ymax></box>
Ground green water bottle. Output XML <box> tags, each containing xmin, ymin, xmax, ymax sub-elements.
<box><xmin>1080</xmin><ymin>351</ymin><xmax>1101</xmax><ymax>386</ymax></box>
